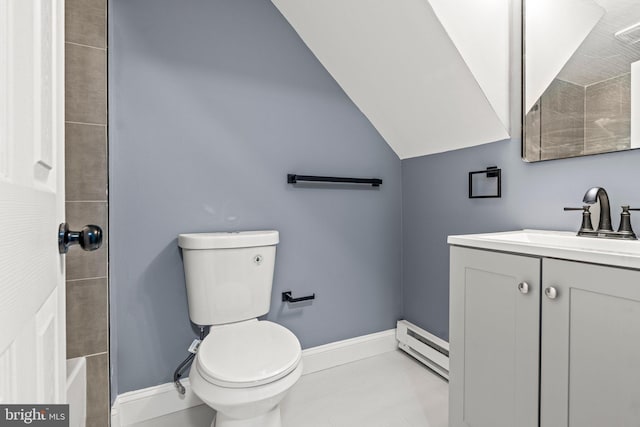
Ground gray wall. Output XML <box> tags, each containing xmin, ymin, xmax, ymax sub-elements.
<box><xmin>402</xmin><ymin>138</ymin><xmax>640</xmax><ymax>341</ymax></box>
<box><xmin>401</xmin><ymin>0</ymin><xmax>640</xmax><ymax>340</ymax></box>
<box><xmin>109</xmin><ymin>0</ymin><xmax>402</xmax><ymax>395</ymax></box>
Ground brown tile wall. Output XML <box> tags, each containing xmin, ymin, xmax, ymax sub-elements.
<box><xmin>524</xmin><ymin>100</ymin><xmax>541</xmax><ymax>161</ymax></box>
<box><xmin>65</xmin><ymin>0</ymin><xmax>109</xmax><ymax>425</ymax></box>
<box><xmin>539</xmin><ymin>79</ymin><xmax>585</xmax><ymax>161</ymax></box>
<box><xmin>525</xmin><ymin>75</ymin><xmax>632</xmax><ymax>161</ymax></box>
<box><xmin>584</xmin><ymin>73</ymin><xmax>631</xmax><ymax>155</ymax></box>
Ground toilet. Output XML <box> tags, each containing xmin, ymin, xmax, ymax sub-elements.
<box><xmin>178</xmin><ymin>230</ymin><xmax>302</xmax><ymax>427</ymax></box>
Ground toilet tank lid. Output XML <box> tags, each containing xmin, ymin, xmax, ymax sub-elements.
<box><xmin>178</xmin><ymin>230</ymin><xmax>279</xmax><ymax>250</ymax></box>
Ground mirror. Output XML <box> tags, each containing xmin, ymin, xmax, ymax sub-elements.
<box><xmin>523</xmin><ymin>0</ymin><xmax>640</xmax><ymax>162</ymax></box>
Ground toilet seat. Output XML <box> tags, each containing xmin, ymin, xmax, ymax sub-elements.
<box><xmin>196</xmin><ymin>320</ymin><xmax>301</xmax><ymax>388</ymax></box>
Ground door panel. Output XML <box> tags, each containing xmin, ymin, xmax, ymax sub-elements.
<box><xmin>0</xmin><ymin>0</ymin><xmax>65</xmax><ymax>403</ymax></box>
<box><xmin>450</xmin><ymin>247</ymin><xmax>540</xmax><ymax>427</ymax></box>
<box><xmin>0</xmin><ymin>342</ymin><xmax>17</xmax><ymax>402</ymax></box>
<box><xmin>36</xmin><ymin>289</ymin><xmax>61</xmax><ymax>403</ymax></box>
<box><xmin>463</xmin><ymin>268</ymin><xmax>517</xmax><ymax>426</ymax></box>
<box><xmin>542</xmin><ymin>259</ymin><xmax>640</xmax><ymax>427</ymax></box>
<box><xmin>0</xmin><ymin>0</ymin><xmax>8</xmax><ymax>179</ymax></box>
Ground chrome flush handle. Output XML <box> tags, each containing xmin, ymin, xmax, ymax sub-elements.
<box><xmin>518</xmin><ymin>282</ymin><xmax>529</xmax><ymax>294</ymax></box>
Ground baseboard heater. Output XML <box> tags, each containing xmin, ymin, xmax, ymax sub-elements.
<box><xmin>396</xmin><ymin>320</ymin><xmax>449</xmax><ymax>380</ymax></box>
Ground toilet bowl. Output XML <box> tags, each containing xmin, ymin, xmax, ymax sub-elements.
<box><xmin>190</xmin><ymin>319</ymin><xmax>302</xmax><ymax>427</ymax></box>
<box><xmin>178</xmin><ymin>231</ymin><xmax>302</xmax><ymax>427</ymax></box>
<box><xmin>190</xmin><ymin>362</ymin><xmax>303</xmax><ymax>427</ymax></box>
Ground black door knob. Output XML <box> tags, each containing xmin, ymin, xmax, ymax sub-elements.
<box><xmin>58</xmin><ymin>223</ymin><xmax>103</xmax><ymax>254</ymax></box>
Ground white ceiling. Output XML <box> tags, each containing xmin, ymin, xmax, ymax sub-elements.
<box><xmin>271</xmin><ymin>0</ymin><xmax>511</xmax><ymax>159</ymax></box>
<box><xmin>428</xmin><ymin>0</ymin><xmax>511</xmax><ymax>130</ymax></box>
<box><xmin>557</xmin><ymin>0</ymin><xmax>640</xmax><ymax>86</ymax></box>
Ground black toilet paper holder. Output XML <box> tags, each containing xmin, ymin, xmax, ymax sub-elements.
<box><xmin>282</xmin><ymin>291</ymin><xmax>315</xmax><ymax>303</ymax></box>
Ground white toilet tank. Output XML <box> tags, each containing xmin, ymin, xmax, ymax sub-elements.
<box><xmin>178</xmin><ymin>230</ymin><xmax>279</xmax><ymax>326</ymax></box>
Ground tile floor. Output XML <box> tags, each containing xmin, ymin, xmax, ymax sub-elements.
<box><xmin>281</xmin><ymin>350</ymin><xmax>448</xmax><ymax>427</ymax></box>
<box><xmin>139</xmin><ymin>350</ymin><xmax>449</xmax><ymax>426</ymax></box>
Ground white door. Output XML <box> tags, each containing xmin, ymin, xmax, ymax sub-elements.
<box><xmin>0</xmin><ymin>0</ymin><xmax>66</xmax><ymax>403</ymax></box>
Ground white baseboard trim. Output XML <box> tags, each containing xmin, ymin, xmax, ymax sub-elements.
<box><xmin>110</xmin><ymin>378</ymin><xmax>201</xmax><ymax>427</ymax></box>
<box><xmin>300</xmin><ymin>329</ymin><xmax>397</xmax><ymax>375</ymax></box>
<box><xmin>111</xmin><ymin>328</ymin><xmax>397</xmax><ymax>427</ymax></box>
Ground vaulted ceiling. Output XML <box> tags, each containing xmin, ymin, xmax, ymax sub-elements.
<box><xmin>271</xmin><ymin>0</ymin><xmax>511</xmax><ymax>159</ymax></box>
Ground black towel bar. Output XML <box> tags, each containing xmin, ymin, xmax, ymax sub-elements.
<box><xmin>287</xmin><ymin>174</ymin><xmax>382</xmax><ymax>187</ymax></box>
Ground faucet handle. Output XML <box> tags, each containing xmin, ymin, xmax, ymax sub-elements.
<box><xmin>564</xmin><ymin>206</ymin><xmax>594</xmax><ymax>233</ymax></box>
<box><xmin>617</xmin><ymin>206</ymin><xmax>637</xmax><ymax>238</ymax></box>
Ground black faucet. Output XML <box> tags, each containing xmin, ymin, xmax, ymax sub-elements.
<box><xmin>565</xmin><ymin>187</ymin><xmax>639</xmax><ymax>239</ymax></box>
<box><xmin>582</xmin><ymin>187</ymin><xmax>613</xmax><ymax>232</ymax></box>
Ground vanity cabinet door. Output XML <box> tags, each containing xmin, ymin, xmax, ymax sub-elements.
<box><xmin>541</xmin><ymin>259</ymin><xmax>640</xmax><ymax>427</ymax></box>
<box><xmin>450</xmin><ymin>247</ymin><xmax>540</xmax><ymax>427</ymax></box>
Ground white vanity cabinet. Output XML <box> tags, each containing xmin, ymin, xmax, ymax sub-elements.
<box><xmin>449</xmin><ymin>247</ymin><xmax>540</xmax><ymax>427</ymax></box>
<box><xmin>541</xmin><ymin>258</ymin><xmax>640</xmax><ymax>427</ymax></box>
<box><xmin>450</xmin><ymin>244</ymin><xmax>640</xmax><ymax>427</ymax></box>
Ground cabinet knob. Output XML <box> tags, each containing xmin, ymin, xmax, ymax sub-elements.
<box><xmin>545</xmin><ymin>286</ymin><xmax>558</xmax><ymax>300</ymax></box>
<box><xmin>518</xmin><ymin>282</ymin><xmax>529</xmax><ymax>294</ymax></box>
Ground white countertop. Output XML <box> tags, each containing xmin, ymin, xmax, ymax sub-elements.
<box><xmin>448</xmin><ymin>229</ymin><xmax>640</xmax><ymax>270</ymax></box>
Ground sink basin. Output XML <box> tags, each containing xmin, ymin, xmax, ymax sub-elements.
<box><xmin>448</xmin><ymin>230</ymin><xmax>640</xmax><ymax>269</ymax></box>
